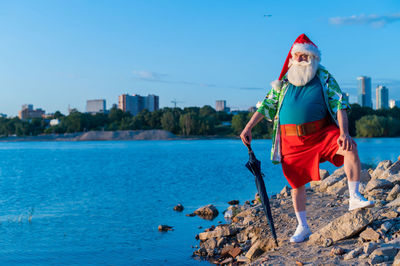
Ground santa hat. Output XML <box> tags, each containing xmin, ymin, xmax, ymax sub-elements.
<box><xmin>271</xmin><ymin>34</ymin><xmax>321</xmax><ymax>89</ymax></box>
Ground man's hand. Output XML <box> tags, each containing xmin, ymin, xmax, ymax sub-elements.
<box><xmin>337</xmin><ymin>133</ymin><xmax>357</xmax><ymax>151</ymax></box>
<box><xmin>240</xmin><ymin>127</ymin><xmax>252</xmax><ymax>147</ymax></box>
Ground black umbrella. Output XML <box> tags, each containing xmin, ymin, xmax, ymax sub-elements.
<box><xmin>244</xmin><ymin>138</ymin><xmax>278</xmax><ymax>246</ymax></box>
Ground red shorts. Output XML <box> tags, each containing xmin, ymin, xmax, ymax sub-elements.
<box><xmin>281</xmin><ymin>123</ymin><xmax>344</xmax><ymax>189</ymax></box>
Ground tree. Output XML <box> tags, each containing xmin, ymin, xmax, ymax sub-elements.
<box><xmin>231</xmin><ymin>113</ymin><xmax>247</xmax><ymax>135</ymax></box>
<box><xmin>179</xmin><ymin>113</ymin><xmax>198</xmax><ymax>136</ymax></box>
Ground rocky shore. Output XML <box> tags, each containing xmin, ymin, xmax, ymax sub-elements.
<box><xmin>192</xmin><ymin>159</ymin><xmax>400</xmax><ymax>265</ymax></box>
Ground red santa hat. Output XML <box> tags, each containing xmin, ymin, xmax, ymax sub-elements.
<box><xmin>271</xmin><ymin>34</ymin><xmax>321</xmax><ymax>90</ymax></box>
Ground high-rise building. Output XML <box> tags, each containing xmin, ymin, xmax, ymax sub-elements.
<box><xmin>216</xmin><ymin>100</ymin><xmax>230</xmax><ymax>112</ymax></box>
<box><xmin>86</xmin><ymin>99</ymin><xmax>106</xmax><ymax>113</ymax></box>
<box><xmin>389</xmin><ymin>99</ymin><xmax>400</xmax><ymax>108</ymax></box>
<box><xmin>375</xmin><ymin>85</ymin><xmax>389</xmax><ymax>109</ymax></box>
<box><xmin>18</xmin><ymin>104</ymin><xmax>45</xmax><ymax>120</ymax></box>
<box><xmin>118</xmin><ymin>94</ymin><xmax>159</xmax><ymax>115</ymax></box>
<box><xmin>357</xmin><ymin>76</ymin><xmax>372</xmax><ymax>108</ymax></box>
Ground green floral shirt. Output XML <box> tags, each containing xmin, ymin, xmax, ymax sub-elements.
<box><xmin>256</xmin><ymin>66</ymin><xmax>350</xmax><ymax>164</ymax></box>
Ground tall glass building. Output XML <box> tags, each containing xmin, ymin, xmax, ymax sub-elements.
<box><xmin>376</xmin><ymin>85</ymin><xmax>389</xmax><ymax>109</ymax></box>
<box><xmin>357</xmin><ymin>76</ymin><xmax>372</xmax><ymax>108</ymax></box>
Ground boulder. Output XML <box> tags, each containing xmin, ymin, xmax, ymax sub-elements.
<box><xmin>326</xmin><ymin>179</ymin><xmax>347</xmax><ymax>196</ymax></box>
<box><xmin>360</xmin><ymin>169</ymin><xmax>372</xmax><ymax>183</ymax></box>
<box><xmin>360</xmin><ymin>227</ymin><xmax>380</xmax><ymax>241</ymax></box>
<box><xmin>370</xmin><ymin>245</ymin><xmax>400</xmax><ymax>259</ymax></box>
<box><xmin>371</xmin><ymin>160</ymin><xmax>392</xmax><ymax>179</ymax></box>
<box><xmin>320</xmin><ymin>169</ymin><xmax>330</xmax><ymax>180</ymax></box>
<box><xmin>364</xmin><ymin>242</ymin><xmax>378</xmax><ymax>255</ymax></box>
<box><xmin>343</xmin><ymin>247</ymin><xmax>363</xmax><ymax>260</ymax></box>
<box><xmin>198</xmin><ymin>225</ymin><xmax>237</xmax><ymax>241</ymax></box>
<box><xmin>387</xmin><ymin>195</ymin><xmax>400</xmax><ymax>207</ymax></box>
<box><xmin>228</xmin><ymin>200</ymin><xmax>239</xmax><ymax>205</ymax></box>
<box><xmin>245</xmin><ymin>240</ymin><xmax>264</xmax><ymax>260</ymax></box>
<box><xmin>200</xmin><ymin>238</ymin><xmax>217</xmax><ymax>250</ymax></box>
<box><xmin>319</xmin><ymin>168</ymin><xmax>346</xmax><ymax>192</ymax></box>
<box><xmin>280</xmin><ymin>185</ymin><xmax>291</xmax><ymax>197</ymax></box>
<box><xmin>385</xmin><ymin>160</ymin><xmax>400</xmax><ymax>177</ymax></box>
<box><xmin>194</xmin><ymin>204</ymin><xmax>219</xmax><ymax>219</ymax></box>
<box><xmin>173</xmin><ymin>203</ymin><xmax>184</xmax><ymax>212</ymax></box>
<box><xmin>387</xmin><ymin>184</ymin><xmax>400</xmax><ymax>201</ymax></box>
<box><xmin>365</xmin><ymin>179</ymin><xmax>394</xmax><ymax>192</ymax></box>
<box><xmin>394</xmin><ymin>250</ymin><xmax>400</xmax><ymax>266</ymax></box>
<box><xmin>308</xmin><ymin>208</ymin><xmax>374</xmax><ymax>245</ymax></box>
<box><xmin>158</xmin><ymin>224</ymin><xmax>173</xmax><ymax>231</ymax></box>
<box><xmin>386</xmin><ymin>174</ymin><xmax>400</xmax><ymax>185</ymax></box>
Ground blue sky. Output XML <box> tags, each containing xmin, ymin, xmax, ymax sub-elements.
<box><xmin>0</xmin><ymin>0</ymin><xmax>399</xmax><ymax>116</ymax></box>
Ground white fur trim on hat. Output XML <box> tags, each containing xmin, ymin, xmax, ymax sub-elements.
<box><xmin>291</xmin><ymin>43</ymin><xmax>321</xmax><ymax>60</ymax></box>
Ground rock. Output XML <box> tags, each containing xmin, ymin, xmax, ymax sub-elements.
<box><xmin>245</xmin><ymin>240</ymin><xmax>264</xmax><ymax>260</ymax></box>
<box><xmin>217</xmin><ymin>237</ymin><xmax>226</xmax><ymax>248</ymax></box>
<box><xmin>364</xmin><ymin>242</ymin><xmax>378</xmax><ymax>255</ymax></box>
<box><xmin>371</xmin><ymin>160</ymin><xmax>392</xmax><ymax>179</ymax></box>
<box><xmin>387</xmin><ymin>196</ymin><xmax>400</xmax><ymax>207</ymax></box>
<box><xmin>200</xmin><ymin>238</ymin><xmax>217</xmax><ymax>250</ymax></box>
<box><xmin>394</xmin><ymin>250</ymin><xmax>400</xmax><ymax>266</ymax></box>
<box><xmin>386</xmin><ymin>174</ymin><xmax>400</xmax><ymax>185</ymax></box>
<box><xmin>326</xmin><ymin>179</ymin><xmax>347</xmax><ymax>196</ymax></box>
<box><xmin>310</xmin><ymin>180</ymin><xmax>321</xmax><ymax>189</ymax></box>
<box><xmin>330</xmin><ymin>247</ymin><xmax>345</xmax><ymax>256</ymax></box>
<box><xmin>194</xmin><ymin>204</ymin><xmax>219</xmax><ymax>219</ymax></box>
<box><xmin>229</xmin><ymin>246</ymin><xmax>242</xmax><ymax>258</ymax></box>
<box><xmin>380</xmin><ymin>210</ymin><xmax>398</xmax><ymax>219</ymax></box>
<box><xmin>158</xmin><ymin>224</ymin><xmax>173</xmax><ymax>231</ymax></box>
<box><xmin>381</xmin><ymin>221</ymin><xmax>393</xmax><ymax>233</ymax></box>
<box><xmin>228</xmin><ymin>200</ymin><xmax>239</xmax><ymax>205</ymax></box>
<box><xmin>359</xmin><ymin>182</ymin><xmax>367</xmax><ymax>194</ymax></box>
<box><xmin>343</xmin><ymin>247</ymin><xmax>363</xmax><ymax>260</ymax></box>
<box><xmin>198</xmin><ymin>225</ymin><xmax>237</xmax><ymax>241</ymax></box>
<box><xmin>385</xmin><ymin>160</ymin><xmax>400</xmax><ymax>177</ymax></box>
<box><xmin>370</xmin><ymin>245</ymin><xmax>400</xmax><ymax>259</ymax></box>
<box><xmin>369</xmin><ymin>254</ymin><xmax>384</xmax><ymax>264</ymax></box>
<box><xmin>387</xmin><ymin>184</ymin><xmax>400</xmax><ymax>201</ymax></box>
<box><xmin>324</xmin><ymin>238</ymin><xmax>333</xmax><ymax>247</ymax></box>
<box><xmin>186</xmin><ymin>213</ymin><xmax>196</xmax><ymax>217</ymax></box>
<box><xmin>320</xmin><ymin>169</ymin><xmax>330</xmax><ymax>180</ymax></box>
<box><xmin>236</xmin><ymin>255</ymin><xmax>250</xmax><ymax>263</ymax></box>
<box><xmin>360</xmin><ymin>169</ymin><xmax>372</xmax><ymax>183</ymax></box>
<box><xmin>173</xmin><ymin>203</ymin><xmax>184</xmax><ymax>212</ymax></box>
<box><xmin>254</xmin><ymin>193</ymin><xmax>261</xmax><ymax>204</ymax></box>
<box><xmin>319</xmin><ymin>168</ymin><xmax>346</xmax><ymax>192</ymax></box>
<box><xmin>280</xmin><ymin>185</ymin><xmax>291</xmax><ymax>197</ymax></box>
<box><xmin>221</xmin><ymin>244</ymin><xmax>234</xmax><ymax>255</ymax></box>
<box><xmin>295</xmin><ymin>261</ymin><xmax>303</xmax><ymax>266</ymax></box>
<box><xmin>360</xmin><ymin>227</ymin><xmax>381</xmax><ymax>241</ymax></box>
<box><xmin>308</xmin><ymin>208</ymin><xmax>374</xmax><ymax>245</ymax></box>
<box><xmin>237</xmin><ymin>231</ymin><xmax>249</xmax><ymax>243</ymax></box>
<box><xmin>365</xmin><ymin>179</ymin><xmax>394</xmax><ymax>192</ymax></box>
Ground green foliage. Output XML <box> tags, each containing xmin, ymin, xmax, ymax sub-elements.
<box><xmin>356</xmin><ymin>115</ymin><xmax>400</xmax><ymax>137</ymax></box>
<box><xmin>231</xmin><ymin>113</ymin><xmax>248</xmax><ymax>135</ymax></box>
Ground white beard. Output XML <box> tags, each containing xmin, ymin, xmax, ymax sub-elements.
<box><xmin>287</xmin><ymin>58</ymin><xmax>319</xmax><ymax>86</ymax></box>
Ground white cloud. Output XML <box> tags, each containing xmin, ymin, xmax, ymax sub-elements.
<box><xmin>330</xmin><ymin>13</ymin><xmax>400</xmax><ymax>28</ymax></box>
<box><xmin>132</xmin><ymin>70</ymin><xmax>167</xmax><ymax>80</ymax></box>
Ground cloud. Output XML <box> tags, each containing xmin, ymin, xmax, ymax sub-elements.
<box><xmin>132</xmin><ymin>69</ymin><xmax>216</xmax><ymax>88</ymax></box>
<box><xmin>132</xmin><ymin>70</ymin><xmax>167</xmax><ymax>81</ymax></box>
<box><xmin>330</xmin><ymin>13</ymin><xmax>400</xmax><ymax>28</ymax></box>
<box><xmin>239</xmin><ymin>87</ymin><xmax>264</xmax><ymax>90</ymax></box>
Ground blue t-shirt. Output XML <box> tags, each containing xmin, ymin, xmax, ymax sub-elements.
<box><xmin>279</xmin><ymin>76</ymin><xmax>327</xmax><ymax>125</ymax></box>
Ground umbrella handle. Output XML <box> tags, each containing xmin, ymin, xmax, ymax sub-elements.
<box><xmin>245</xmin><ymin>136</ymin><xmax>252</xmax><ymax>152</ymax></box>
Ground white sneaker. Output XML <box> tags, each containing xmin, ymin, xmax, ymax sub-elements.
<box><xmin>290</xmin><ymin>225</ymin><xmax>312</xmax><ymax>243</ymax></box>
<box><xmin>349</xmin><ymin>194</ymin><xmax>375</xmax><ymax>211</ymax></box>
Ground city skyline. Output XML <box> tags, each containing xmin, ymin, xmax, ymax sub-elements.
<box><xmin>1</xmin><ymin>1</ymin><xmax>400</xmax><ymax>116</ymax></box>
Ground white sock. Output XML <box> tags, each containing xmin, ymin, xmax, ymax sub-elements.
<box><xmin>295</xmin><ymin>211</ymin><xmax>308</xmax><ymax>228</ymax></box>
<box><xmin>348</xmin><ymin>180</ymin><xmax>360</xmax><ymax>199</ymax></box>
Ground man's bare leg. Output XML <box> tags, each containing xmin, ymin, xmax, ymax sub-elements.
<box><xmin>336</xmin><ymin>147</ymin><xmax>374</xmax><ymax>210</ymax></box>
<box><xmin>290</xmin><ymin>185</ymin><xmax>311</xmax><ymax>243</ymax></box>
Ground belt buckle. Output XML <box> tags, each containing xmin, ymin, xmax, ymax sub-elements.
<box><xmin>296</xmin><ymin>124</ymin><xmax>305</xmax><ymax>137</ymax></box>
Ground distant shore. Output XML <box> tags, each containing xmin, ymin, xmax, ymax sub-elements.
<box><xmin>0</xmin><ymin>130</ymin><xmax>177</xmax><ymax>142</ymax></box>
<box><xmin>0</xmin><ymin>130</ymin><xmax>242</xmax><ymax>142</ymax></box>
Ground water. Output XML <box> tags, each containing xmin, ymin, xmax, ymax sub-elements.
<box><xmin>0</xmin><ymin>138</ymin><xmax>398</xmax><ymax>265</ymax></box>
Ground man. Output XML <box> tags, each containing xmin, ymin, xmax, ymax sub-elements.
<box><xmin>240</xmin><ymin>34</ymin><xmax>374</xmax><ymax>243</ymax></box>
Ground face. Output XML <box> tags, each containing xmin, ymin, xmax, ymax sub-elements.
<box><xmin>293</xmin><ymin>52</ymin><xmax>310</xmax><ymax>62</ymax></box>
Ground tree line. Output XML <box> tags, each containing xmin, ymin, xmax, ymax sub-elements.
<box><xmin>0</xmin><ymin>104</ymin><xmax>399</xmax><ymax>138</ymax></box>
